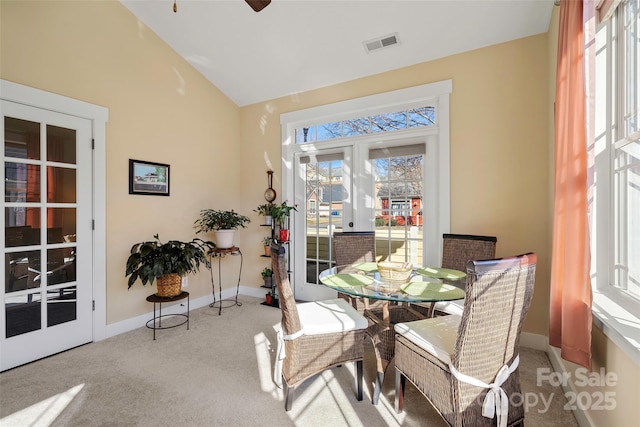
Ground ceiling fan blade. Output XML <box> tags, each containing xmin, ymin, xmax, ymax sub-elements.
<box><xmin>245</xmin><ymin>0</ymin><xmax>271</xmax><ymax>12</ymax></box>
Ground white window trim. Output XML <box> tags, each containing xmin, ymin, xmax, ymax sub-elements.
<box><xmin>591</xmin><ymin>2</ymin><xmax>640</xmax><ymax>366</ymax></box>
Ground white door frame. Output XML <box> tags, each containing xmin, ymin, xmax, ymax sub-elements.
<box><xmin>1</xmin><ymin>79</ymin><xmax>109</xmax><ymax>341</ymax></box>
<box><xmin>281</xmin><ymin>80</ymin><xmax>452</xmax><ymax>301</ymax></box>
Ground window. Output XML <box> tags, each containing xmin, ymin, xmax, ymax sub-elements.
<box><xmin>294</xmin><ymin>106</ymin><xmax>436</xmax><ymax>144</ymax></box>
<box><xmin>592</xmin><ymin>0</ymin><xmax>640</xmax><ymax>361</ymax></box>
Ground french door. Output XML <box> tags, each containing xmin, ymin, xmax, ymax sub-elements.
<box><xmin>295</xmin><ymin>147</ymin><xmax>353</xmax><ymax>301</ymax></box>
<box><xmin>292</xmin><ymin>141</ymin><xmax>432</xmax><ymax>301</ymax></box>
<box><xmin>1</xmin><ymin>100</ymin><xmax>93</xmax><ymax>371</ymax></box>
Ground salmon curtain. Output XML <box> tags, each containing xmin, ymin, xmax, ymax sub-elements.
<box><xmin>549</xmin><ymin>0</ymin><xmax>593</xmax><ymax>369</ymax></box>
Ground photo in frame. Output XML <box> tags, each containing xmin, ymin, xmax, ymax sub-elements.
<box><xmin>129</xmin><ymin>159</ymin><xmax>170</xmax><ymax>196</ymax></box>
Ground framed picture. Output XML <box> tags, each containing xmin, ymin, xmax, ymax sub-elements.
<box><xmin>129</xmin><ymin>159</ymin><xmax>170</xmax><ymax>196</ymax></box>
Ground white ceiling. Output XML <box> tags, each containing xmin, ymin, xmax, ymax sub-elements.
<box><xmin>121</xmin><ymin>0</ymin><xmax>555</xmax><ymax>107</ymax></box>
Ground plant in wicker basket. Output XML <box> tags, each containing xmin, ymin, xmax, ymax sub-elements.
<box><xmin>125</xmin><ymin>234</ymin><xmax>215</xmax><ymax>297</ymax></box>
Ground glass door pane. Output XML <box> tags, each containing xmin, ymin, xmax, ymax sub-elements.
<box><xmin>373</xmin><ymin>153</ymin><xmax>424</xmax><ymax>265</ymax></box>
<box><xmin>304</xmin><ymin>157</ymin><xmax>346</xmax><ymax>285</ymax></box>
<box><xmin>3</xmin><ymin>117</ymin><xmax>78</xmax><ymax>338</ymax></box>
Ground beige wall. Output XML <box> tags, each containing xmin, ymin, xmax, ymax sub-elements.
<box><xmin>1</xmin><ymin>0</ymin><xmax>241</xmax><ymax>323</ymax></box>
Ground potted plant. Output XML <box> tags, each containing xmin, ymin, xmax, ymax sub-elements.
<box><xmin>254</xmin><ymin>203</ymin><xmax>276</xmax><ymax>226</ymax></box>
<box><xmin>265</xmin><ymin>282</ymin><xmax>278</xmax><ymax>307</ymax></box>
<box><xmin>261</xmin><ymin>266</ymin><xmax>273</xmax><ymax>287</ymax></box>
<box><xmin>261</xmin><ymin>236</ymin><xmax>273</xmax><ymax>256</ymax></box>
<box><xmin>272</xmin><ymin>201</ymin><xmax>297</xmax><ymax>242</ymax></box>
<box><xmin>125</xmin><ymin>234</ymin><xmax>215</xmax><ymax>297</ymax></box>
<box><xmin>194</xmin><ymin>209</ymin><xmax>251</xmax><ymax>249</ymax></box>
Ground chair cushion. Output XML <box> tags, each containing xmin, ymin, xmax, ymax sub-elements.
<box><xmin>297</xmin><ymin>298</ymin><xmax>368</xmax><ymax>335</ymax></box>
<box><xmin>394</xmin><ymin>315</ymin><xmax>461</xmax><ymax>365</ymax></box>
<box><xmin>433</xmin><ymin>298</ymin><xmax>464</xmax><ymax>316</ymax></box>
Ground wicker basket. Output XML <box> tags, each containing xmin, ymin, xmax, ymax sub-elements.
<box><xmin>377</xmin><ymin>262</ymin><xmax>413</xmax><ymax>285</ymax></box>
<box><xmin>156</xmin><ymin>273</ymin><xmax>182</xmax><ymax>297</ymax></box>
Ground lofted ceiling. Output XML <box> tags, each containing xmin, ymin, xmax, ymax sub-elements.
<box><xmin>121</xmin><ymin>0</ymin><xmax>555</xmax><ymax>107</ymax></box>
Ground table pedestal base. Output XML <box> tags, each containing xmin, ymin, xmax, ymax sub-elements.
<box><xmin>365</xmin><ymin>304</ymin><xmax>425</xmax><ymax>404</ymax></box>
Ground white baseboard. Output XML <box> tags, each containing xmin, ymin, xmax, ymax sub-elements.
<box><xmin>546</xmin><ymin>346</ymin><xmax>596</xmax><ymax>427</ymax></box>
<box><xmin>520</xmin><ymin>332</ymin><xmax>548</xmax><ymax>351</ymax></box>
<box><xmin>522</xmin><ymin>333</ymin><xmax>594</xmax><ymax>427</ymax></box>
<box><xmin>103</xmin><ymin>287</ymin><xmax>245</xmax><ymax>339</ymax></box>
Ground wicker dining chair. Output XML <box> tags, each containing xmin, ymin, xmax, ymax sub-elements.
<box><xmin>333</xmin><ymin>231</ymin><xmax>379</xmax><ymax>312</ymax></box>
<box><xmin>413</xmin><ymin>233</ymin><xmax>497</xmax><ymax>317</ymax></box>
<box><xmin>270</xmin><ymin>244</ymin><xmax>368</xmax><ymax>411</ymax></box>
<box><xmin>394</xmin><ymin>253</ymin><xmax>536</xmax><ymax>427</ymax></box>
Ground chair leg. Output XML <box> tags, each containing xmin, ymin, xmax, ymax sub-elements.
<box><xmin>395</xmin><ymin>369</ymin><xmax>405</xmax><ymax>413</ymax></box>
<box><xmin>356</xmin><ymin>360</ymin><xmax>363</xmax><ymax>401</ymax></box>
<box><xmin>284</xmin><ymin>381</ymin><xmax>294</xmax><ymax>411</ymax></box>
<box><xmin>372</xmin><ymin>371</ymin><xmax>384</xmax><ymax>405</ymax></box>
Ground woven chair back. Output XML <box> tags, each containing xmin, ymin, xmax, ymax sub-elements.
<box><xmin>333</xmin><ymin>232</ymin><xmax>376</xmax><ymax>266</ymax></box>
<box><xmin>270</xmin><ymin>244</ymin><xmax>301</xmax><ymax>336</ymax></box>
<box><xmin>441</xmin><ymin>234</ymin><xmax>497</xmax><ymax>272</ymax></box>
<box><xmin>452</xmin><ymin>253</ymin><xmax>536</xmax><ymax>387</ymax></box>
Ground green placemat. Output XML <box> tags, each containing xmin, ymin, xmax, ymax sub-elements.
<box><xmin>322</xmin><ymin>273</ymin><xmax>374</xmax><ymax>289</ymax></box>
<box><xmin>352</xmin><ymin>262</ymin><xmax>378</xmax><ymax>272</ymax></box>
<box><xmin>415</xmin><ymin>266</ymin><xmax>466</xmax><ymax>280</ymax></box>
<box><xmin>400</xmin><ymin>281</ymin><xmax>465</xmax><ymax>300</ymax></box>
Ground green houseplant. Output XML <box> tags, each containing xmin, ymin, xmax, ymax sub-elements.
<box><xmin>262</xmin><ymin>236</ymin><xmax>273</xmax><ymax>256</ymax></box>
<box><xmin>194</xmin><ymin>209</ymin><xmax>251</xmax><ymax>249</ymax></box>
<box><xmin>261</xmin><ymin>266</ymin><xmax>273</xmax><ymax>287</ymax></box>
<box><xmin>272</xmin><ymin>201</ymin><xmax>297</xmax><ymax>242</ymax></box>
<box><xmin>125</xmin><ymin>234</ymin><xmax>215</xmax><ymax>297</ymax></box>
<box><xmin>254</xmin><ymin>203</ymin><xmax>276</xmax><ymax>226</ymax></box>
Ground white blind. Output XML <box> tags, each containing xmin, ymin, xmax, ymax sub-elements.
<box><xmin>299</xmin><ymin>152</ymin><xmax>344</xmax><ymax>164</ymax></box>
<box><xmin>368</xmin><ymin>143</ymin><xmax>425</xmax><ymax>160</ymax></box>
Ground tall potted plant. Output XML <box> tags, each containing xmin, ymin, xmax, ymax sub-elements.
<box><xmin>194</xmin><ymin>209</ymin><xmax>250</xmax><ymax>248</ymax></box>
<box><xmin>272</xmin><ymin>201</ymin><xmax>297</xmax><ymax>243</ymax></box>
<box><xmin>125</xmin><ymin>234</ymin><xmax>215</xmax><ymax>297</ymax></box>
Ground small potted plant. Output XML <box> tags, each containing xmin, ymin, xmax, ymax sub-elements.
<box><xmin>261</xmin><ymin>266</ymin><xmax>273</xmax><ymax>287</ymax></box>
<box><xmin>262</xmin><ymin>236</ymin><xmax>273</xmax><ymax>256</ymax></box>
<box><xmin>265</xmin><ymin>284</ymin><xmax>278</xmax><ymax>307</ymax></box>
<box><xmin>194</xmin><ymin>209</ymin><xmax>251</xmax><ymax>249</ymax></box>
<box><xmin>272</xmin><ymin>201</ymin><xmax>297</xmax><ymax>242</ymax></box>
<box><xmin>254</xmin><ymin>203</ymin><xmax>276</xmax><ymax>226</ymax></box>
<box><xmin>125</xmin><ymin>234</ymin><xmax>215</xmax><ymax>297</ymax></box>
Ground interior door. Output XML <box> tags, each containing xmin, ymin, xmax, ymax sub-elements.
<box><xmin>1</xmin><ymin>100</ymin><xmax>93</xmax><ymax>371</ymax></box>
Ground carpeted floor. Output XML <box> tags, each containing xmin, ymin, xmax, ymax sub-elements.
<box><xmin>0</xmin><ymin>296</ymin><xmax>579</xmax><ymax>426</ymax></box>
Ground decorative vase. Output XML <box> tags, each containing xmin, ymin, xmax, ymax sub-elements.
<box><xmin>264</xmin><ymin>215</ymin><xmax>273</xmax><ymax>226</ymax></box>
<box><xmin>215</xmin><ymin>229</ymin><xmax>236</xmax><ymax>249</ymax></box>
<box><xmin>263</xmin><ymin>276</ymin><xmax>273</xmax><ymax>287</ymax></box>
<box><xmin>156</xmin><ymin>273</ymin><xmax>182</xmax><ymax>297</ymax></box>
<box><xmin>279</xmin><ymin>229</ymin><xmax>289</xmax><ymax>242</ymax></box>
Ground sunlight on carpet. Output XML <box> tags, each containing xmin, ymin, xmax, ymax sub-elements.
<box><xmin>0</xmin><ymin>383</ymin><xmax>84</xmax><ymax>426</ymax></box>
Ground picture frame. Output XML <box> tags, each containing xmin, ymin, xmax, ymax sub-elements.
<box><xmin>129</xmin><ymin>159</ymin><xmax>170</xmax><ymax>196</ymax></box>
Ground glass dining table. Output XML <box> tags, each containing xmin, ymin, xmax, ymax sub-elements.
<box><xmin>319</xmin><ymin>262</ymin><xmax>466</xmax><ymax>405</ymax></box>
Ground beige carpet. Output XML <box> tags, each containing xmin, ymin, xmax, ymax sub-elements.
<box><xmin>0</xmin><ymin>296</ymin><xmax>579</xmax><ymax>426</ymax></box>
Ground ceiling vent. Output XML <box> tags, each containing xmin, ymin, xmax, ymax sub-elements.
<box><xmin>363</xmin><ymin>33</ymin><xmax>400</xmax><ymax>53</ymax></box>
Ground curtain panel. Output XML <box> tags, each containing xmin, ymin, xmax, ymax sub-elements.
<box><xmin>549</xmin><ymin>0</ymin><xmax>593</xmax><ymax>370</ymax></box>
